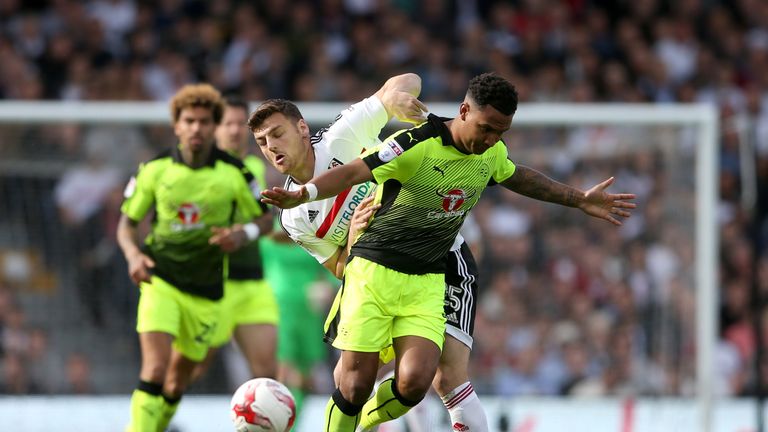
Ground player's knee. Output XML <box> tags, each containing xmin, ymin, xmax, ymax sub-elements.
<box><xmin>140</xmin><ymin>364</ymin><xmax>167</xmax><ymax>383</ymax></box>
<box><xmin>433</xmin><ymin>363</ymin><xmax>468</xmax><ymax>395</ymax></box>
<box><xmin>163</xmin><ymin>379</ymin><xmax>187</xmax><ymax>399</ymax></box>
<box><xmin>339</xmin><ymin>372</ymin><xmax>376</xmax><ymax>405</ymax></box>
<box><xmin>396</xmin><ymin>370</ymin><xmax>433</xmax><ymax>401</ymax></box>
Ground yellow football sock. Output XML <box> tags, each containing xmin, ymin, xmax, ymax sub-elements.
<box><xmin>358</xmin><ymin>378</ymin><xmax>420</xmax><ymax>429</ymax></box>
<box><xmin>127</xmin><ymin>381</ymin><xmax>164</xmax><ymax>432</ymax></box>
<box><xmin>324</xmin><ymin>388</ymin><xmax>362</xmax><ymax>431</ymax></box>
<box><xmin>157</xmin><ymin>394</ymin><xmax>181</xmax><ymax>432</ymax></box>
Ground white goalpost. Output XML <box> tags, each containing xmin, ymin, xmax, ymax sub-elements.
<box><xmin>0</xmin><ymin>101</ymin><xmax>719</xmax><ymax>432</ymax></box>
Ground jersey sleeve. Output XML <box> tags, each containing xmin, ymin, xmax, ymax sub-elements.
<box><xmin>281</xmin><ymin>215</ymin><xmax>340</xmax><ymax>263</ymax></box>
<box><xmin>360</xmin><ymin>132</ymin><xmax>425</xmax><ymax>185</ymax></box>
<box><xmin>490</xmin><ymin>142</ymin><xmax>516</xmax><ymax>184</ymax></box>
<box><xmin>243</xmin><ymin>156</ymin><xmax>270</xmax><ymax>214</ymax></box>
<box><xmin>120</xmin><ymin>163</ymin><xmax>155</xmax><ymax>222</ymax></box>
<box><xmin>322</xmin><ymin>96</ymin><xmax>389</xmax><ymax>155</ymax></box>
<box><xmin>234</xmin><ymin>166</ymin><xmax>266</xmax><ymax>220</ymax></box>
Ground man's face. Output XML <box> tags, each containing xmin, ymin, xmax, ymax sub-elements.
<box><xmin>252</xmin><ymin>112</ymin><xmax>309</xmax><ymax>175</ymax></box>
<box><xmin>174</xmin><ymin>106</ymin><xmax>217</xmax><ymax>154</ymax></box>
<box><xmin>215</xmin><ymin>106</ymin><xmax>248</xmax><ymax>154</ymax></box>
<box><xmin>458</xmin><ymin>102</ymin><xmax>512</xmax><ymax>154</ymax></box>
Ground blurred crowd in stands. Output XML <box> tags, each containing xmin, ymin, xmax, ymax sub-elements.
<box><xmin>0</xmin><ymin>0</ymin><xmax>767</xmax><ymax>399</ymax></box>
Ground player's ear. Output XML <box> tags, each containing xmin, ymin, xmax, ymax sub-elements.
<box><xmin>459</xmin><ymin>102</ymin><xmax>470</xmax><ymax>121</ymax></box>
<box><xmin>297</xmin><ymin>118</ymin><xmax>310</xmax><ymax>138</ymax></box>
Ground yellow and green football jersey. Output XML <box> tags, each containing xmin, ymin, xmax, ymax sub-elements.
<box><xmin>355</xmin><ymin>114</ymin><xmax>516</xmax><ymax>274</ymax></box>
<box><xmin>121</xmin><ymin>145</ymin><xmax>264</xmax><ymax>299</ymax></box>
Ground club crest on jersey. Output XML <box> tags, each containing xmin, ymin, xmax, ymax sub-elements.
<box><xmin>378</xmin><ymin>139</ymin><xmax>404</xmax><ymax>162</ymax></box>
<box><xmin>480</xmin><ymin>162</ymin><xmax>490</xmax><ymax>179</ymax></box>
<box><xmin>171</xmin><ymin>203</ymin><xmax>205</xmax><ymax>231</ymax></box>
<box><xmin>437</xmin><ymin>188</ymin><xmax>475</xmax><ymax>212</ymax></box>
<box><xmin>429</xmin><ymin>188</ymin><xmax>475</xmax><ymax>219</ymax></box>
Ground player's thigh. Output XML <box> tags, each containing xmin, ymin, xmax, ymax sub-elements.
<box><xmin>173</xmin><ymin>290</ymin><xmax>221</xmax><ymax>363</ymax></box>
<box><xmin>337</xmin><ymin>349</ymin><xmax>381</xmax><ymax>402</ymax></box>
<box><xmin>136</xmin><ymin>276</ymin><xmax>181</xmax><ymax>380</ymax></box>
<box><xmin>433</xmin><ymin>334</ymin><xmax>471</xmax><ymax>396</ymax></box>
<box><xmin>191</xmin><ymin>345</ymin><xmax>219</xmax><ymax>382</ymax></box>
<box><xmin>392</xmin><ymin>271</ymin><xmax>446</xmax><ymax>350</ymax></box>
<box><xmin>138</xmin><ymin>332</ymin><xmax>174</xmax><ymax>381</ymax></box>
<box><xmin>136</xmin><ymin>276</ymin><xmax>182</xmax><ymax>337</ymax></box>
<box><xmin>393</xmin><ymin>334</ymin><xmax>442</xmax><ymax>396</ymax></box>
<box><xmin>234</xmin><ymin>323</ymin><xmax>277</xmax><ymax>375</ymax></box>
<box><xmin>164</xmin><ymin>348</ymin><xmax>199</xmax><ymax>396</ymax></box>
<box><xmin>324</xmin><ymin>258</ymin><xmax>394</xmax><ymax>353</ymax></box>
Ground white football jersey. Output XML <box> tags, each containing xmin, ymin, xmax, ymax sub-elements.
<box><xmin>279</xmin><ymin>96</ymin><xmax>387</xmax><ymax>263</ymax></box>
<box><xmin>279</xmin><ymin>96</ymin><xmax>466</xmax><ymax>263</ymax></box>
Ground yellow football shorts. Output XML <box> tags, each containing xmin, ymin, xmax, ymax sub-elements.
<box><xmin>323</xmin><ymin>257</ymin><xmax>445</xmax><ymax>353</ymax></box>
<box><xmin>136</xmin><ymin>275</ymin><xmax>220</xmax><ymax>362</ymax></box>
<box><xmin>210</xmin><ymin>278</ymin><xmax>279</xmax><ymax>347</ymax></box>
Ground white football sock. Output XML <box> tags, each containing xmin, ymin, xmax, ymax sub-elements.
<box><xmin>441</xmin><ymin>382</ymin><xmax>489</xmax><ymax>432</ymax></box>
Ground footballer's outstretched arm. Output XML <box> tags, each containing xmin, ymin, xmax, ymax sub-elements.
<box><xmin>500</xmin><ymin>164</ymin><xmax>637</xmax><ymax>226</ymax></box>
<box><xmin>261</xmin><ymin>159</ymin><xmax>374</xmax><ymax>209</ymax></box>
<box><xmin>375</xmin><ymin>73</ymin><xmax>428</xmax><ymax>124</ymax></box>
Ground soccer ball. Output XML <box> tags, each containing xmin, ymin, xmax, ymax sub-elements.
<box><xmin>230</xmin><ymin>378</ymin><xmax>296</xmax><ymax>432</ymax></box>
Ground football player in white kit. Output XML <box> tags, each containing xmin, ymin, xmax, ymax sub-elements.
<box><xmin>248</xmin><ymin>73</ymin><xmax>489</xmax><ymax>431</ymax></box>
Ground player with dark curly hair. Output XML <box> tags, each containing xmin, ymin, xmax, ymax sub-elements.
<box><xmin>117</xmin><ymin>84</ymin><xmax>271</xmax><ymax>432</ymax></box>
<box><xmin>264</xmin><ymin>72</ymin><xmax>637</xmax><ymax>431</ymax></box>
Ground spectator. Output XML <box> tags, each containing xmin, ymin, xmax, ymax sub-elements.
<box><xmin>0</xmin><ymin>0</ymin><xmax>764</xmax><ymax>399</ymax></box>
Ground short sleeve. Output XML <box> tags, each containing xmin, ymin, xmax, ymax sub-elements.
<box><xmin>491</xmin><ymin>142</ymin><xmax>516</xmax><ymax>184</ymax></box>
<box><xmin>323</xmin><ymin>96</ymin><xmax>389</xmax><ymax>155</ymax></box>
<box><xmin>120</xmin><ymin>163</ymin><xmax>155</xmax><ymax>222</ymax></box>
<box><xmin>235</xmin><ymin>167</ymin><xmax>265</xmax><ymax>220</ymax></box>
<box><xmin>360</xmin><ymin>135</ymin><xmax>425</xmax><ymax>185</ymax></box>
<box><xmin>243</xmin><ymin>156</ymin><xmax>269</xmax><ymax>214</ymax></box>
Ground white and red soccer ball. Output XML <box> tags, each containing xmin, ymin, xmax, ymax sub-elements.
<box><xmin>230</xmin><ymin>378</ymin><xmax>296</xmax><ymax>432</ymax></box>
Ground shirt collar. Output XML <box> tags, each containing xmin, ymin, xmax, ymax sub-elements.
<box><xmin>428</xmin><ymin>113</ymin><xmax>472</xmax><ymax>154</ymax></box>
<box><xmin>427</xmin><ymin>113</ymin><xmax>454</xmax><ymax>146</ymax></box>
<box><xmin>171</xmin><ymin>143</ymin><xmax>219</xmax><ymax>168</ymax></box>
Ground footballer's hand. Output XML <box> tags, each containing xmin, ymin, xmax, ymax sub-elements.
<box><xmin>388</xmin><ymin>92</ymin><xmax>428</xmax><ymax>124</ymax></box>
<box><xmin>349</xmin><ymin>196</ymin><xmax>380</xmax><ymax>246</ymax></box>
<box><xmin>578</xmin><ymin>177</ymin><xmax>637</xmax><ymax>226</ymax></box>
<box><xmin>127</xmin><ymin>251</ymin><xmax>154</xmax><ymax>285</ymax></box>
<box><xmin>209</xmin><ymin>225</ymin><xmax>248</xmax><ymax>253</ymax></box>
<box><xmin>261</xmin><ymin>186</ymin><xmax>307</xmax><ymax>209</ymax></box>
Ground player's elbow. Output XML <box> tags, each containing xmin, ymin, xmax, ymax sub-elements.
<box><xmin>392</xmin><ymin>73</ymin><xmax>421</xmax><ymax>96</ymax></box>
